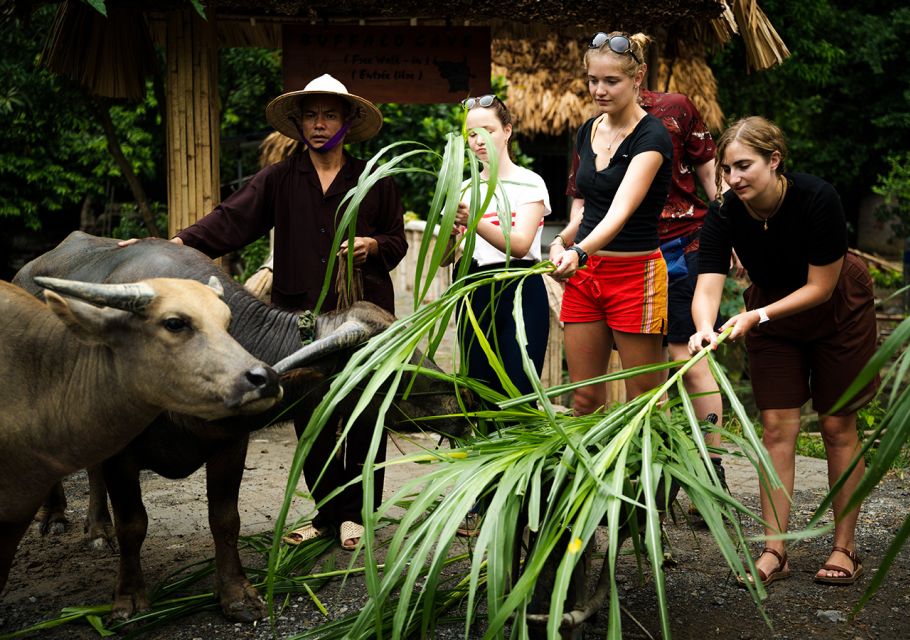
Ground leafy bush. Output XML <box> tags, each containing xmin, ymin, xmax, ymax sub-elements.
<box><xmin>360</xmin><ymin>76</ymin><xmax>533</xmax><ymax>218</ymax></box>
<box><xmin>868</xmin><ymin>264</ymin><xmax>904</xmax><ymax>289</ymax></box>
<box><xmin>873</xmin><ymin>152</ymin><xmax>910</xmax><ymax>240</ymax></box>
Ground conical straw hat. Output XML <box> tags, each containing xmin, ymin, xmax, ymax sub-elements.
<box><xmin>265</xmin><ymin>74</ymin><xmax>382</xmax><ymax>144</ymax></box>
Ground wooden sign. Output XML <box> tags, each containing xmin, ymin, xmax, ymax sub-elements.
<box><xmin>282</xmin><ymin>25</ymin><xmax>492</xmax><ymax>104</ymax></box>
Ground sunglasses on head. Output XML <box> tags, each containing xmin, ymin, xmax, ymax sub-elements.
<box><xmin>462</xmin><ymin>95</ymin><xmax>499</xmax><ymax>109</ymax></box>
<box><xmin>589</xmin><ymin>32</ymin><xmax>641</xmax><ymax>64</ymax></box>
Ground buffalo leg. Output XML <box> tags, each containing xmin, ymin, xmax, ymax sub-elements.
<box><xmin>0</xmin><ymin>520</ymin><xmax>31</xmax><ymax>594</ymax></box>
<box><xmin>206</xmin><ymin>437</ymin><xmax>267</xmax><ymax>622</ymax></box>
<box><xmin>34</xmin><ymin>481</ymin><xmax>68</xmax><ymax>536</ymax></box>
<box><xmin>103</xmin><ymin>458</ymin><xmax>151</xmax><ymax>620</ymax></box>
<box><xmin>84</xmin><ymin>465</ymin><xmax>115</xmax><ymax>551</ymax></box>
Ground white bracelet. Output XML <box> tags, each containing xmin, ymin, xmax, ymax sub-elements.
<box><xmin>756</xmin><ymin>307</ymin><xmax>770</xmax><ymax>324</ymax></box>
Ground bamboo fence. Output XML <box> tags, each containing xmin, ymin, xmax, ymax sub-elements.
<box><xmin>165</xmin><ymin>7</ymin><xmax>220</xmax><ymax>238</ymax></box>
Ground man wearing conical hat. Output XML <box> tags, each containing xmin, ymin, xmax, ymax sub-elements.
<box><xmin>172</xmin><ymin>74</ymin><xmax>407</xmax><ymax>551</ymax></box>
<box><xmin>175</xmin><ymin>73</ymin><xmax>406</xmax><ymax>314</ymax></box>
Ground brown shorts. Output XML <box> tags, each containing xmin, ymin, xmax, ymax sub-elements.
<box><xmin>744</xmin><ymin>253</ymin><xmax>879</xmax><ymax>416</ymax></box>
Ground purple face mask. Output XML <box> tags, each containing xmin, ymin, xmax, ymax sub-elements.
<box><xmin>289</xmin><ymin>109</ymin><xmax>355</xmax><ymax>153</ymax></box>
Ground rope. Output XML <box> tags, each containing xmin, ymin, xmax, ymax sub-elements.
<box><xmin>335</xmin><ymin>259</ymin><xmax>364</xmax><ymax>310</ymax></box>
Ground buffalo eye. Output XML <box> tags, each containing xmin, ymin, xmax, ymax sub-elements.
<box><xmin>162</xmin><ymin>316</ymin><xmax>190</xmax><ymax>333</ymax></box>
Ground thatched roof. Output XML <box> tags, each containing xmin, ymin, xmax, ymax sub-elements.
<box><xmin>33</xmin><ymin>0</ymin><xmax>786</xmax><ymax>136</ymax></box>
<box><xmin>207</xmin><ymin>0</ymin><xmax>724</xmax><ymax>34</ymax></box>
<box><xmin>490</xmin><ymin>0</ymin><xmax>790</xmax><ymax>137</ymax></box>
<box><xmin>494</xmin><ymin>37</ymin><xmax>727</xmax><ymax>137</ymax></box>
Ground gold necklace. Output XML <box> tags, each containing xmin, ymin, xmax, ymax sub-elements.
<box><xmin>744</xmin><ymin>176</ymin><xmax>788</xmax><ymax>231</ymax></box>
<box><xmin>593</xmin><ymin>114</ymin><xmax>636</xmax><ymax>155</ymax></box>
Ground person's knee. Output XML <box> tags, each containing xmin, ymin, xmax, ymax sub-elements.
<box><xmin>682</xmin><ymin>360</ymin><xmax>719</xmax><ymax>395</ymax></box>
<box><xmin>625</xmin><ymin>372</ymin><xmax>662</xmax><ymax>399</ymax></box>
<box><xmin>819</xmin><ymin>416</ymin><xmax>860</xmax><ymax>449</ymax></box>
<box><xmin>761</xmin><ymin>414</ymin><xmax>800</xmax><ymax>450</ymax></box>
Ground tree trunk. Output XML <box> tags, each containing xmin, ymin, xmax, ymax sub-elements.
<box><xmin>93</xmin><ymin>98</ymin><xmax>161</xmax><ymax>238</ymax></box>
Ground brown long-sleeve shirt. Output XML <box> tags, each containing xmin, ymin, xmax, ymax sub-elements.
<box><xmin>177</xmin><ymin>151</ymin><xmax>407</xmax><ymax>314</ymax></box>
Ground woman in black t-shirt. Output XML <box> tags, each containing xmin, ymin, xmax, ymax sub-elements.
<box><xmin>690</xmin><ymin>116</ymin><xmax>878</xmax><ymax>588</ymax></box>
<box><xmin>550</xmin><ymin>32</ymin><xmax>673</xmax><ymax>411</ymax></box>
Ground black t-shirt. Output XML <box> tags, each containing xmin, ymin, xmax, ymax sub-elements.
<box><xmin>574</xmin><ymin>114</ymin><xmax>673</xmax><ymax>251</ymax></box>
<box><xmin>699</xmin><ymin>172</ymin><xmax>848</xmax><ymax>293</ymax></box>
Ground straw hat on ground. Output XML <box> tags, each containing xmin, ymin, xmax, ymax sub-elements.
<box><xmin>265</xmin><ymin>74</ymin><xmax>383</xmax><ymax>144</ymax></box>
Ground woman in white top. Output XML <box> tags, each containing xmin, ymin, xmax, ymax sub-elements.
<box><xmin>454</xmin><ymin>94</ymin><xmax>551</xmax><ymax>399</ymax></box>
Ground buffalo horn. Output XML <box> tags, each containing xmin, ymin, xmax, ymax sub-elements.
<box><xmin>274</xmin><ymin>320</ymin><xmax>372</xmax><ymax>374</ymax></box>
<box><xmin>35</xmin><ymin>276</ymin><xmax>156</xmax><ymax>314</ymax></box>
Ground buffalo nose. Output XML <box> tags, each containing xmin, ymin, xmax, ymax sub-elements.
<box><xmin>246</xmin><ymin>364</ymin><xmax>281</xmax><ymax>398</ymax></box>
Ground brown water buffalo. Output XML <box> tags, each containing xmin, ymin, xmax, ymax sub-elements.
<box><xmin>13</xmin><ymin>232</ymin><xmax>468</xmax><ymax>622</ymax></box>
<box><xmin>0</xmin><ymin>276</ymin><xmax>282</xmax><ymax>594</ymax></box>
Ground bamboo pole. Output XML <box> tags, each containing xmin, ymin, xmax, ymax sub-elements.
<box><xmin>183</xmin><ymin>8</ymin><xmax>198</xmax><ymax>234</ymax></box>
<box><xmin>165</xmin><ymin>6</ymin><xmax>219</xmax><ymax>240</ymax></box>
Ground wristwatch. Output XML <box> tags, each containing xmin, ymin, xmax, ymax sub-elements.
<box><xmin>756</xmin><ymin>307</ymin><xmax>770</xmax><ymax>324</ymax></box>
<box><xmin>569</xmin><ymin>245</ymin><xmax>589</xmax><ymax>267</ymax></box>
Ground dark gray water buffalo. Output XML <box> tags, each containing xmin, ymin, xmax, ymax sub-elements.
<box><xmin>13</xmin><ymin>231</ymin><xmax>468</xmax><ymax>622</ymax></box>
<box><xmin>0</xmin><ymin>275</ymin><xmax>281</xmax><ymax>594</ymax></box>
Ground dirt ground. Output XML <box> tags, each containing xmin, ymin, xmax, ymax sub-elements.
<box><xmin>1</xmin><ymin>420</ymin><xmax>908</xmax><ymax>640</ymax></box>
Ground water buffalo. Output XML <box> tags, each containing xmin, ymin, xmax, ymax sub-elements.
<box><xmin>13</xmin><ymin>231</ymin><xmax>468</xmax><ymax>622</ymax></box>
<box><xmin>0</xmin><ymin>275</ymin><xmax>282</xmax><ymax>594</ymax></box>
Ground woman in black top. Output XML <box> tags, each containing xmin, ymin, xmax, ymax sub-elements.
<box><xmin>550</xmin><ymin>32</ymin><xmax>673</xmax><ymax>412</ymax></box>
<box><xmin>690</xmin><ymin>116</ymin><xmax>878</xmax><ymax>587</ymax></box>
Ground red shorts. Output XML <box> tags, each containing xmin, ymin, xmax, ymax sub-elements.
<box><xmin>560</xmin><ymin>250</ymin><xmax>668</xmax><ymax>334</ymax></box>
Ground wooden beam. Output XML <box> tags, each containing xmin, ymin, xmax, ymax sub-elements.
<box><xmin>165</xmin><ymin>6</ymin><xmax>220</xmax><ymax>239</ymax></box>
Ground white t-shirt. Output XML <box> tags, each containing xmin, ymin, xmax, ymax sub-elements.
<box><xmin>462</xmin><ymin>166</ymin><xmax>552</xmax><ymax>267</ymax></box>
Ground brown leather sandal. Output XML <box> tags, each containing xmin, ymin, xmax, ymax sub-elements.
<box><xmin>737</xmin><ymin>547</ymin><xmax>791</xmax><ymax>588</ymax></box>
<box><xmin>814</xmin><ymin>545</ymin><xmax>864</xmax><ymax>585</ymax></box>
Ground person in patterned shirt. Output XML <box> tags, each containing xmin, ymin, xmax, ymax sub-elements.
<box><xmin>640</xmin><ymin>87</ymin><xmax>726</xmax><ymax>482</ymax></box>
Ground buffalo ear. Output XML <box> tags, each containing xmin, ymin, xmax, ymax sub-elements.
<box><xmin>207</xmin><ymin>276</ymin><xmax>224</xmax><ymax>298</ymax></box>
<box><xmin>44</xmin><ymin>291</ymin><xmax>129</xmax><ymax>345</ymax></box>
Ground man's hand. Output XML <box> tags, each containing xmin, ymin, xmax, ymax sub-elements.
<box><xmin>338</xmin><ymin>237</ymin><xmax>377</xmax><ymax>266</ymax></box>
<box><xmin>117</xmin><ymin>237</ymin><xmax>183</xmax><ymax>248</ymax></box>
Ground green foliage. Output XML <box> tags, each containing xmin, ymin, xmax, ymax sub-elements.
<box><xmin>237</xmin><ymin>236</ymin><xmax>272</xmax><ymax>282</ymax></box>
<box><xmin>360</xmin><ymin>76</ymin><xmax>533</xmax><ymax>218</ymax></box>
<box><xmin>868</xmin><ymin>264</ymin><xmax>904</xmax><ymax>289</ymax></box>
<box><xmin>0</xmin><ymin>9</ymin><xmax>106</xmax><ymax>229</ymax></box>
<box><xmin>720</xmin><ymin>275</ymin><xmax>745</xmax><ymax>319</ymax></box>
<box><xmin>2</xmin><ymin>530</ymin><xmax>337</xmax><ymax>637</ymax></box>
<box><xmin>357</xmin><ymin>102</ymin><xmax>462</xmax><ymax>218</ymax></box>
<box><xmin>711</xmin><ymin>0</ymin><xmax>910</xmax><ymax>215</ymax></box>
<box><xmin>0</xmin><ymin>8</ymin><xmax>167</xmax><ymax>233</ymax></box>
<box><xmin>265</xmin><ymin>130</ymin><xmax>782</xmax><ymax>639</ymax></box>
<box><xmin>218</xmin><ymin>48</ymin><xmax>283</xmax><ymax>189</ymax></box>
<box><xmin>110</xmin><ymin>203</ymin><xmax>168</xmax><ymax>241</ymax></box>
<box><xmin>873</xmin><ymin>152</ymin><xmax>910</xmax><ymax>239</ymax></box>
